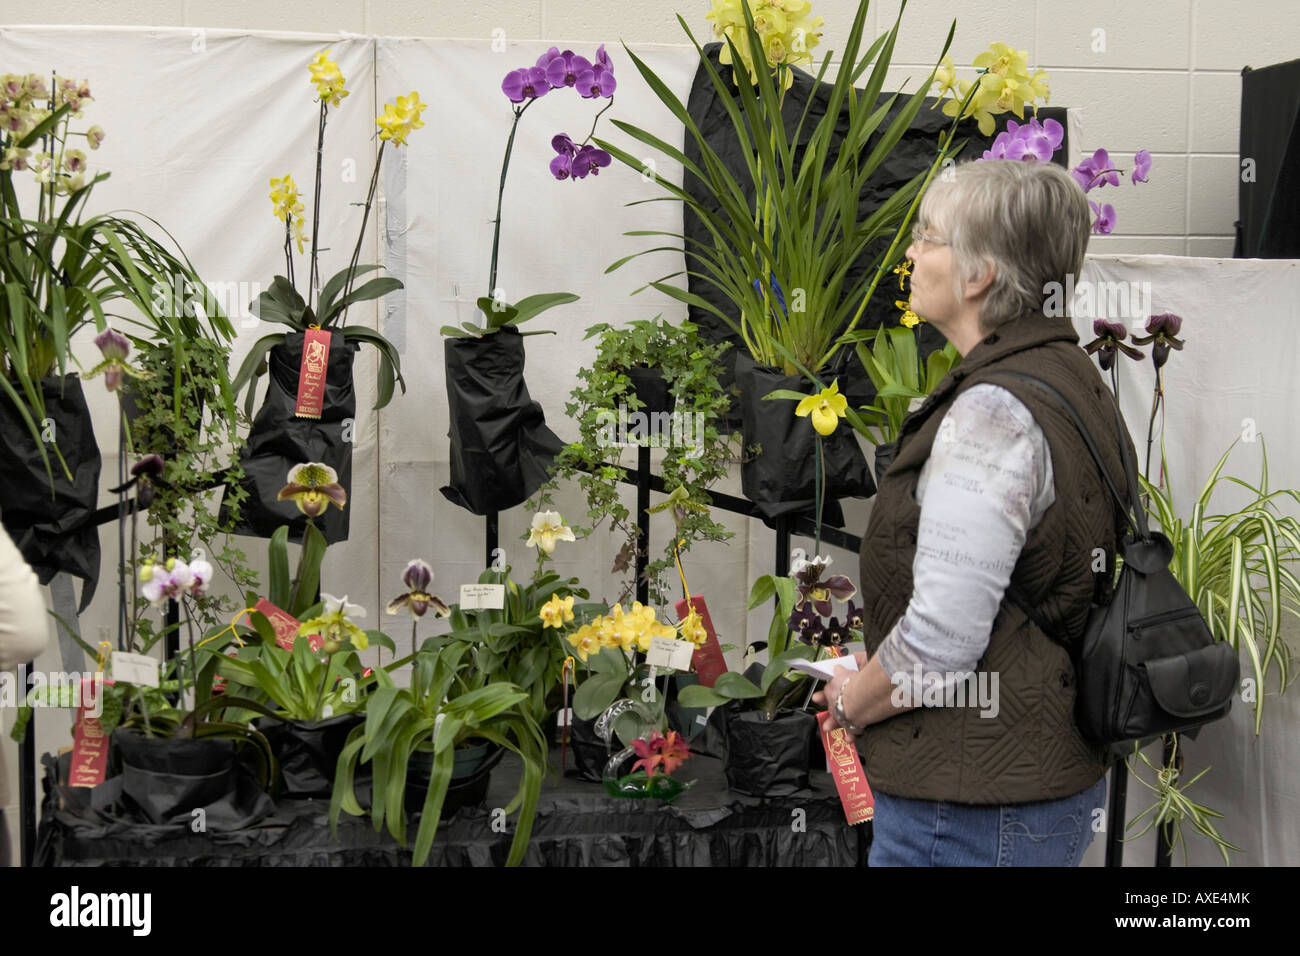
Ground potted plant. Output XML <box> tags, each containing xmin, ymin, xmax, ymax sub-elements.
<box><xmin>678</xmin><ymin>562</ymin><xmax>859</xmax><ymax>796</ymax></box>
<box><xmin>0</xmin><ymin>71</ymin><xmax>238</xmax><ymax>608</ymax></box>
<box><xmin>535</xmin><ymin>316</ymin><xmax>737</xmax><ymax>604</ymax></box>
<box><xmin>227</xmin><ymin>51</ymin><xmax>411</xmax><ymax>544</ymax></box>
<box><xmin>600</xmin><ymin>1</ymin><xmax>1053</xmax><ymax>520</ymax></box>
<box><xmin>210</xmin><ymin>525</ymin><xmax>396</xmax><ymax>798</ymax></box>
<box><xmin>438</xmin><ymin>45</ymin><xmax>618</xmax><ymax>516</ymax></box>
<box><xmin>330</xmin><ymin>641</ymin><xmax>549</xmax><ymax>867</ymax></box>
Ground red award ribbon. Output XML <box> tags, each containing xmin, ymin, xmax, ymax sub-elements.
<box><xmin>254</xmin><ymin>597</ymin><xmax>322</xmax><ymax>652</ymax></box>
<box><xmin>69</xmin><ymin>677</ymin><xmax>110</xmax><ymax>788</ymax></box>
<box><xmin>818</xmin><ymin>710</ymin><xmax>874</xmax><ymax>825</ymax></box>
<box><xmin>674</xmin><ymin>594</ymin><xmax>728</xmax><ymax>688</ymax></box>
<box><xmin>294</xmin><ymin>326</ymin><xmax>331</xmax><ymax>419</ymax></box>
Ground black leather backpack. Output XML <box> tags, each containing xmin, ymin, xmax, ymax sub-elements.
<box><xmin>991</xmin><ymin>370</ymin><xmax>1240</xmax><ymax>750</ymax></box>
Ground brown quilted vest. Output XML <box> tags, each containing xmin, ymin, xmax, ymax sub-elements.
<box><xmin>857</xmin><ymin>311</ymin><xmax>1133</xmax><ymax>803</ymax></box>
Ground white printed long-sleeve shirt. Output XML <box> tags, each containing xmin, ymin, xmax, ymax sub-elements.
<box><xmin>872</xmin><ymin>383</ymin><xmax>1056</xmax><ymax>694</ymax></box>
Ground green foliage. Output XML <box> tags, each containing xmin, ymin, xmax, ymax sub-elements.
<box><xmin>438</xmin><ymin>292</ymin><xmax>577</xmax><ymax>338</ymax></box>
<box><xmin>441</xmin><ymin>566</ymin><xmax>597</xmax><ymax>725</ymax></box>
<box><xmin>124</xmin><ymin>337</ymin><xmax>255</xmax><ymax>644</ymax></box>
<box><xmin>845</xmin><ymin>323</ymin><xmax>961</xmax><ymax>444</ymax></box>
<box><xmin>330</xmin><ymin>642</ymin><xmax>548</xmax><ymax>867</ymax></box>
<box><xmin>232</xmin><ymin>266</ymin><xmax>407</xmax><ymax>413</ymax></box>
<box><xmin>677</xmin><ymin>573</ymin><xmax>813</xmax><ymax>718</ymax></box>
<box><xmin>1141</xmin><ymin>438</ymin><xmax>1299</xmax><ymax>734</ymax></box>
<box><xmin>535</xmin><ymin>317</ymin><xmax>739</xmax><ymax>604</ymax></box>
<box><xmin>599</xmin><ymin>2</ymin><xmax>960</xmax><ymax>381</ymax></box>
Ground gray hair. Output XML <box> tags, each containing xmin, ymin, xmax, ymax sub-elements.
<box><xmin>917</xmin><ymin>159</ymin><xmax>1091</xmax><ymax>330</ymax></box>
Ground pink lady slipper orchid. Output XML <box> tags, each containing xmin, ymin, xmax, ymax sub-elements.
<box><xmin>277</xmin><ymin>462</ymin><xmax>347</xmax><ymax>518</ymax></box>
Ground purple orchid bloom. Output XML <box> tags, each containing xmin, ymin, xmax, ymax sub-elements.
<box><xmin>980</xmin><ymin>118</ymin><xmax>1064</xmax><ymax>163</ymax></box>
<box><xmin>595</xmin><ymin>43</ymin><xmax>614</xmax><ymax>74</ymax></box>
<box><xmin>1074</xmin><ymin>148</ymin><xmax>1121</xmax><ymax>191</ymax></box>
<box><xmin>570</xmin><ymin>144</ymin><xmax>612</xmax><ymax>179</ymax></box>
<box><xmin>1131</xmin><ymin>148</ymin><xmax>1152</xmax><ymax>184</ymax></box>
<box><xmin>576</xmin><ymin>64</ymin><xmax>617</xmax><ymax>99</ymax></box>
<box><xmin>545</xmin><ymin>50</ymin><xmax>591</xmax><ymax>89</ymax></box>
<box><xmin>91</xmin><ymin>328</ymin><xmax>132</xmax><ymax>392</ymax></box>
<box><xmin>1084</xmin><ymin>318</ymin><xmax>1144</xmax><ymax>371</ymax></box>
<box><xmin>1089</xmin><ymin>200</ymin><xmax>1117</xmax><ymax>235</ymax></box>
<box><xmin>793</xmin><ymin>555</ymin><xmax>856</xmax><ymax>618</ymax></box>
<box><xmin>536</xmin><ymin>46</ymin><xmax>562</xmax><ymax>70</ymax></box>
<box><xmin>845</xmin><ymin>600</ymin><xmax>863</xmax><ymax>629</ymax></box>
<box><xmin>819</xmin><ymin>616</ymin><xmax>849</xmax><ymax>648</ymax></box>
<box><xmin>550</xmin><ymin>134</ymin><xmax>577</xmax><ymax>180</ymax></box>
<box><xmin>502</xmin><ymin>66</ymin><xmax>550</xmax><ymax>103</ymax></box>
<box><xmin>1132</xmin><ymin>312</ymin><xmax>1184</xmax><ymax>369</ymax></box>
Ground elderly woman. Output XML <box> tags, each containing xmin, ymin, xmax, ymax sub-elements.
<box><xmin>814</xmin><ymin>160</ymin><xmax>1136</xmax><ymax>866</ymax></box>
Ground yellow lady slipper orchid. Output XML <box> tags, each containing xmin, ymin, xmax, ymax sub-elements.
<box><xmin>299</xmin><ymin>593</ymin><xmax>369</xmax><ymax>652</ymax></box>
<box><xmin>795</xmin><ymin>379</ymin><xmax>848</xmax><ymax>436</ymax></box>
<box><xmin>679</xmin><ymin>607</ymin><xmax>708</xmax><ymax>647</ymax></box>
<box><xmin>540</xmin><ymin>594</ymin><xmax>576</xmax><ymax>629</ymax></box>
<box><xmin>525</xmin><ymin>510</ymin><xmax>577</xmax><ymax>555</ymax></box>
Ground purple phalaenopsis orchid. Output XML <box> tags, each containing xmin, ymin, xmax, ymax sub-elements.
<box><xmin>545</xmin><ymin>50</ymin><xmax>591</xmax><ymax>89</ymax></box>
<box><xmin>502</xmin><ymin>67</ymin><xmax>550</xmax><ymax>103</ymax></box>
<box><xmin>980</xmin><ymin>117</ymin><xmax>1064</xmax><ymax>163</ymax></box>
<box><xmin>1131</xmin><ymin>148</ymin><xmax>1152</xmax><ymax>184</ymax></box>
<box><xmin>576</xmin><ymin>64</ymin><xmax>616</xmax><ymax>99</ymax></box>
<box><xmin>1089</xmin><ymin>200</ymin><xmax>1117</xmax><ymax>235</ymax></box>
<box><xmin>550</xmin><ymin>134</ymin><xmax>576</xmax><ymax>180</ymax></box>
<box><xmin>1072</xmin><ymin>148</ymin><xmax>1122</xmax><ymax>191</ymax></box>
<box><xmin>570</xmin><ymin>144</ymin><xmax>612</xmax><ymax>179</ymax></box>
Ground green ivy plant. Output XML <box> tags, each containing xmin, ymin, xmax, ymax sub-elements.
<box><xmin>124</xmin><ymin>336</ymin><xmax>256</xmax><ymax>643</ymax></box>
<box><xmin>533</xmin><ymin>317</ymin><xmax>738</xmax><ymax>604</ymax></box>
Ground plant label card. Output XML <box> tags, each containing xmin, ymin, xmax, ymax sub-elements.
<box><xmin>788</xmin><ymin>655</ymin><xmax>859</xmax><ymax>682</ymax></box>
<box><xmin>459</xmin><ymin>583</ymin><xmax>505</xmax><ymax>610</ymax></box>
<box><xmin>646</xmin><ymin>635</ymin><xmax>696</xmax><ymax>671</ymax></box>
<box><xmin>69</xmin><ymin>686</ymin><xmax>109</xmax><ymax>788</ymax></box>
<box><xmin>110</xmin><ymin>651</ymin><xmax>159</xmax><ymax>688</ymax></box>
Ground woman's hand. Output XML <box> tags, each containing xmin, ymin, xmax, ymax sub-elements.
<box><xmin>812</xmin><ymin>651</ymin><xmax>869</xmax><ymax>729</ymax></box>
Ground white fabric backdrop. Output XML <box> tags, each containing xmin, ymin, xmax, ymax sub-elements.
<box><xmin>0</xmin><ymin>25</ymin><xmax>1295</xmax><ymax>866</ymax></box>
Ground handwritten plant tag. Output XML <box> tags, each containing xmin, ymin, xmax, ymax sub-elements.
<box><xmin>110</xmin><ymin>651</ymin><xmax>159</xmax><ymax>688</ymax></box>
<box><xmin>645</xmin><ymin>635</ymin><xmax>696</xmax><ymax>671</ymax></box>
<box><xmin>459</xmin><ymin>583</ymin><xmax>505</xmax><ymax>610</ymax></box>
<box><xmin>294</xmin><ymin>327</ymin><xmax>331</xmax><ymax>419</ymax></box>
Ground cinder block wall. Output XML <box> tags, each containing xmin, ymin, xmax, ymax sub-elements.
<box><xmin>7</xmin><ymin>0</ymin><xmax>1293</xmax><ymax>256</ymax></box>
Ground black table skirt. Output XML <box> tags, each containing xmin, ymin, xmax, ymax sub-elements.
<box><xmin>36</xmin><ymin>752</ymin><xmax>870</xmax><ymax>867</ymax></box>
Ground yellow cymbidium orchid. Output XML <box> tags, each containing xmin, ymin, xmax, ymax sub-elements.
<box><xmin>708</xmin><ymin>0</ymin><xmax>823</xmax><ymax>89</ymax></box>
<box><xmin>795</xmin><ymin>379</ymin><xmax>848</xmax><ymax>436</ymax></box>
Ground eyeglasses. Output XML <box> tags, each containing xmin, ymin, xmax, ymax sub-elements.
<box><xmin>911</xmin><ymin>224</ymin><xmax>949</xmax><ymax>247</ymax></box>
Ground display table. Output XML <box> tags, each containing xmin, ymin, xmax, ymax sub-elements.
<box><xmin>35</xmin><ymin>752</ymin><xmax>870</xmax><ymax>867</ymax></box>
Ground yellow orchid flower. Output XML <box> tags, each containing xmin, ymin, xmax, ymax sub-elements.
<box><xmin>299</xmin><ymin>593</ymin><xmax>368</xmax><ymax>653</ymax></box>
<box><xmin>679</xmin><ymin>607</ymin><xmax>708</xmax><ymax>647</ymax></box>
<box><xmin>896</xmin><ymin>296</ymin><xmax>923</xmax><ymax>329</ymax></box>
<box><xmin>539</xmin><ymin>594</ymin><xmax>575</xmax><ymax>629</ymax></box>
<box><xmin>930</xmin><ymin>54</ymin><xmax>958</xmax><ymax>107</ymax></box>
<box><xmin>893</xmin><ymin>259</ymin><xmax>912</xmax><ymax>291</ymax></box>
<box><xmin>376</xmin><ymin>90</ymin><xmax>427</xmax><ymax>147</ymax></box>
<box><xmin>566</xmin><ymin>622</ymin><xmax>603</xmax><ymax>662</ymax></box>
<box><xmin>709</xmin><ymin>0</ymin><xmax>823</xmax><ymax>88</ymax></box>
<box><xmin>309</xmin><ymin>49</ymin><xmax>349</xmax><ymax>108</ymax></box>
<box><xmin>795</xmin><ymin>379</ymin><xmax>848</xmax><ymax>436</ymax></box>
<box><xmin>525</xmin><ymin>510</ymin><xmax>577</xmax><ymax>555</ymax></box>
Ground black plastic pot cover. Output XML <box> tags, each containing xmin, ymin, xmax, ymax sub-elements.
<box><xmin>723</xmin><ymin>708</ymin><xmax>818</xmax><ymax>798</ymax></box>
<box><xmin>440</xmin><ymin>327</ymin><xmax>563</xmax><ymax>516</ymax></box>
<box><xmin>0</xmin><ymin>374</ymin><xmax>101</xmax><ymax>611</ymax></box>
<box><xmin>257</xmin><ymin>714</ymin><xmax>363</xmax><ymax>799</ymax></box>
<box><xmin>222</xmin><ymin>331</ymin><xmax>356</xmax><ymax>544</ymax></box>
<box><xmin>98</xmin><ymin>728</ymin><xmax>275</xmax><ymax>829</ymax></box>
<box><xmin>682</xmin><ymin>43</ymin><xmax>1069</xmax><ymax>429</ymax></box>
<box><xmin>736</xmin><ymin>353</ymin><xmax>873</xmax><ymax>525</ymax></box>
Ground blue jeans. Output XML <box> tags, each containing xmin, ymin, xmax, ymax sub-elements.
<box><xmin>869</xmin><ymin>776</ymin><xmax>1108</xmax><ymax>867</ymax></box>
